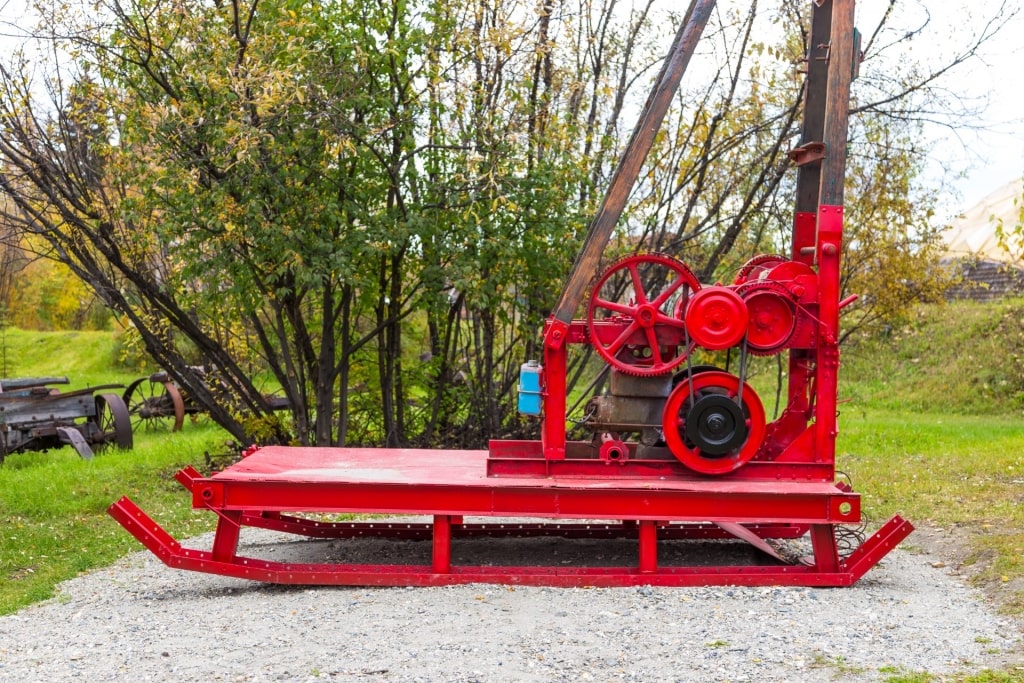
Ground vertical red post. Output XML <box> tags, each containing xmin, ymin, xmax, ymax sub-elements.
<box><xmin>815</xmin><ymin>206</ymin><xmax>843</xmax><ymax>464</ymax></box>
<box><xmin>638</xmin><ymin>520</ymin><xmax>658</xmax><ymax>574</ymax></box>
<box><xmin>541</xmin><ymin>320</ymin><xmax>568</xmax><ymax>460</ymax></box>
<box><xmin>432</xmin><ymin>515</ymin><xmax>452</xmax><ymax>574</ymax></box>
<box><xmin>211</xmin><ymin>511</ymin><xmax>242</xmax><ymax>563</ymax></box>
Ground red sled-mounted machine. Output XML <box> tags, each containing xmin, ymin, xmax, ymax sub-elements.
<box><xmin>109</xmin><ymin>0</ymin><xmax>913</xmax><ymax>587</ymax></box>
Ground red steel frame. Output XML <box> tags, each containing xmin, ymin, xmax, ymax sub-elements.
<box><xmin>108</xmin><ymin>0</ymin><xmax>913</xmax><ymax>587</ymax></box>
<box><xmin>109</xmin><ymin>447</ymin><xmax>910</xmax><ymax>587</ymax></box>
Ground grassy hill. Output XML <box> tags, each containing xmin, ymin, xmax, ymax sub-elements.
<box><xmin>839</xmin><ymin>299</ymin><xmax>1024</xmax><ymax>619</ymax></box>
<box><xmin>841</xmin><ymin>298</ymin><xmax>1024</xmax><ymax>416</ymax></box>
<box><xmin>0</xmin><ymin>326</ymin><xmax>144</xmax><ymax>389</ymax></box>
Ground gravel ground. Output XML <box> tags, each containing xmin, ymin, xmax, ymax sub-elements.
<box><xmin>1</xmin><ymin>524</ymin><xmax>1022</xmax><ymax>683</ymax></box>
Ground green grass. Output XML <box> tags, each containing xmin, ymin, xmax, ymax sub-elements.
<box><xmin>0</xmin><ymin>425</ymin><xmax>229</xmax><ymax>613</ymax></box>
<box><xmin>835</xmin><ymin>299</ymin><xmax>1024</xmax><ymax>618</ymax></box>
<box><xmin>810</xmin><ymin>653</ymin><xmax>870</xmax><ymax>676</ymax></box>
<box><xmin>838</xmin><ymin>410</ymin><xmax>1024</xmax><ymax>521</ymax></box>
<box><xmin>838</xmin><ymin>409</ymin><xmax>1024</xmax><ymax>608</ymax></box>
<box><xmin>877</xmin><ymin>671</ymin><xmax>1024</xmax><ymax>683</ymax></box>
<box><xmin>0</xmin><ymin>326</ymin><xmax>228</xmax><ymax>613</ymax></box>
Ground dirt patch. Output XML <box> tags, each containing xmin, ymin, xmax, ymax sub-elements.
<box><xmin>906</xmin><ymin>522</ymin><xmax>1011</xmax><ymax>599</ymax></box>
<box><xmin>904</xmin><ymin>523</ymin><xmax>980</xmax><ymax>568</ymax></box>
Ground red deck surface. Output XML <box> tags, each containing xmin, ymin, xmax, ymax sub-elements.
<box><xmin>191</xmin><ymin>446</ymin><xmax>860</xmax><ymax>525</ymax></box>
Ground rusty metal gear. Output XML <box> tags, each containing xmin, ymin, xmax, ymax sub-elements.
<box><xmin>763</xmin><ymin>259</ymin><xmax>815</xmax><ymax>291</ymax></box>
<box><xmin>734</xmin><ymin>253</ymin><xmax>787</xmax><ymax>285</ymax></box>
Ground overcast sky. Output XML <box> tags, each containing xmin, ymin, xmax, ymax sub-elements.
<box><xmin>855</xmin><ymin>0</ymin><xmax>1024</xmax><ymax>217</ymax></box>
<box><xmin>1</xmin><ymin>0</ymin><xmax>1022</xmax><ymax>218</ymax></box>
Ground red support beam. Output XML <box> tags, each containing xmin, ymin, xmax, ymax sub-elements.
<box><xmin>432</xmin><ymin>515</ymin><xmax>452</xmax><ymax>574</ymax></box>
<box><xmin>639</xmin><ymin>520</ymin><xmax>658</xmax><ymax>574</ymax></box>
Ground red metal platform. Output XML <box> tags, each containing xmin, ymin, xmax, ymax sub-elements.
<box><xmin>109</xmin><ymin>445</ymin><xmax>913</xmax><ymax>587</ymax></box>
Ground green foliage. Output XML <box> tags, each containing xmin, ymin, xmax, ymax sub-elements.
<box><xmin>7</xmin><ymin>257</ymin><xmax>112</xmax><ymax>332</ymax></box>
<box><xmin>839</xmin><ymin>117</ymin><xmax>951</xmax><ymax>339</ymax></box>
<box><xmin>994</xmin><ymin>179</ymin><xmax>1024</xmax><ymax>263</ymax></box>
<box><xmin>92</xmin><ymin>0</ymin><xmax>592</xmax><ymax>447</ymax></box>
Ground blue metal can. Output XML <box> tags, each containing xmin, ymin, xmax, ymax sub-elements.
<box><xmin>517</xmin><ymin>360</ymin><xmax>543</xmax><ymax>416</ymax></box>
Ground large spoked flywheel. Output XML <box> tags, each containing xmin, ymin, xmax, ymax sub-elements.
<box><xmin>587</xmin><ymin>253</ymin><xmax>700</xmax><ymax>377</ymax></box>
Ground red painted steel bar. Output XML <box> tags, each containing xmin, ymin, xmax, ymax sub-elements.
<box><xmin>638</xmin><ymin>520</ymin><xmax>658</xmax><ymax>574</ymax></box>
<box><xmin>814</xmin><ymin>205</ymin><xmax>843</xmax><ymax>466</ymax></box>
<box><xmin>173</xmin><ymin>447</ymin><xmax>862</xmax><ymax>525</ymax></box>
<box><xmin>211</xmin><ymin>510</ymin><xmax>242</xmax><ymax>563</ymax></box>
<box><xmin>108</xmin><ymin>496</ymin><xmax>913</xmax><ymax>587</ymax></box>
<box><xmin>235</xmin><ymin>514</ymin><xmax>810</xmax><ymax>542</ymax></box>
<box><xmin>432</xmin><ymin>515</ymin><xmax>451</xmax><ymax>574</ymax></box>
<box><xmin>812</xmin><ymin>0</ymin><xmax>855</xmax><ymax>468</ymax></box>
<box><xmin>540</xmin><ymin>322</ymin><xmax>568</xmax><ymax>460</ymax></box>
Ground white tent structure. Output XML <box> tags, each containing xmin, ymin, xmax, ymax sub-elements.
<box><xmin>943</xmin><ymin>178</ymin><xmax>1024</xmax><ymax>300</ymax></box>
<box><xmin>944</xmin><ymin>178</ymin><xmax>1024</xmax><ymax>265</ymax></box>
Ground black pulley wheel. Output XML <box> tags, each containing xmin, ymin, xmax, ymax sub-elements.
<box><xmin>684</xmin><ymin>393</ymin><xmax>747</xmax><ymax>456</ymax></box>
<box><xmin>661</xmin><ymin>370</ymin><xmax>766</xmax><ymax>475</ymax></box>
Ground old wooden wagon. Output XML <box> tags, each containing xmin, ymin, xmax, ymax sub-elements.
<box><xmin>0</xmin><ymin>377</ymin><xmax>133</xmax><ymax>462</ymax></box>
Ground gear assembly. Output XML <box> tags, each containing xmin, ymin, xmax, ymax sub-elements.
<box><xmin>526</xmin><ymin>250</ymin><xmax>809</xmax><ymax>477</ymax></box>
<box><xmin>109</xmin><ymin>0</ymin><xmax>914</xmax><ymax>588</ymax></box>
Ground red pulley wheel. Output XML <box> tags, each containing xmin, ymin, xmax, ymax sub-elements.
<box><xmin>741</xmin><ymin>283</ymin><xmax>797</xmax><ymax>354</ymax></box>
<box><xmin>684</xmin><ymin>285</ymin><xmax>748</xmax><ymax>350</ymax></box>
<box><xmin>661</xmin><ymin>370</ymin><xmax>766</xmax><ymax>475</ymax></box>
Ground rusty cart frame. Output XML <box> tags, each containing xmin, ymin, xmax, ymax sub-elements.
<box><xmin>1</xmin><ymin>376</ymin><xmax>132</xmax><ymax>462</ymax></box>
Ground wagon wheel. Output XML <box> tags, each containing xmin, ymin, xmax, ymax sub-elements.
<box><xmin>93</xmin><ymin>393</ymin><xmax>134</xmax><ymax>450</ymax></box>
<box><xmin>123</xmin><ymin>377</ymin><xmax>185</xmax><ymax>432</ymax></box>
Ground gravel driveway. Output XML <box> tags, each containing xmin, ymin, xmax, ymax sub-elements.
<box><xmin>1</xmin><ymin>524</ymin><xmax>1021</xmax><ymax>682</ymax></box>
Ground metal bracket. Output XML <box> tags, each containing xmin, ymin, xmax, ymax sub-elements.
<box><xmin>57</xmin><ymin>427</ymin><xmax>93</xmax><ymax>459</ymax></box>
<box><xmin>788</xmin><ymin>141</ymin><xmax>826</xmax><ymax>166</ymax></box>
